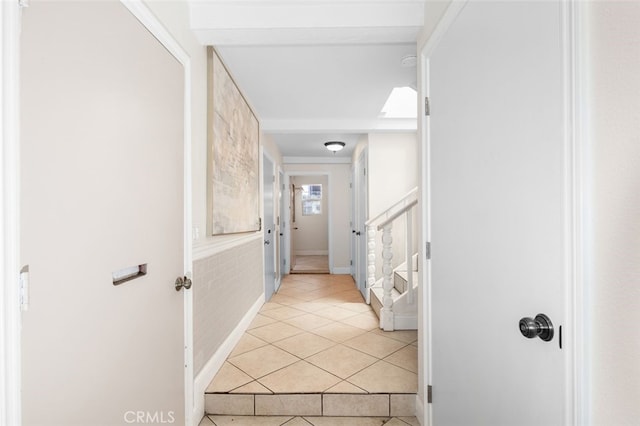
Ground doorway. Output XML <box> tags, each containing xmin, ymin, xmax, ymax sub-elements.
<box><xmin>289</xmin><ymin>175</ymin><xmax>329</xmax><ymax>274</ymax></box>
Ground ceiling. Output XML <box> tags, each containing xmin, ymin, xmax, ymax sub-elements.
<box><xmin>189</xmin><ymin>0</ymin><xmax>424</xmax><ymax>159</ymax></box>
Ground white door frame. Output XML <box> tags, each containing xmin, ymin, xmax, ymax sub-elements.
<box><xmin>417</xmin><ymin>1</ymin><xmax>588</xmax><ymax>425</ymax></box>
<box><xmin>1</xmin><ymin>1</ymin><xmax>195</xmax><ymax>424</ymax></box>
<box><xmin>283</xmin><ymin>171</ymin><xmax>332</xmax><ymax>273</ymax></box>
<box><xmin>1</xmin><ymin>1</ymin><xmax>23</xmax><ymax>424</ymax></box>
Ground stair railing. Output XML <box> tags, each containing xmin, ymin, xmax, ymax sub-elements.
<box><xmin>365</xmin><ymin>188</ymin><xmax>418</xmax><ymax>331</ymax></box>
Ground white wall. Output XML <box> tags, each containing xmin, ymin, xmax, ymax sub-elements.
<box><xmin>368</xmin><ymin>132</ymin><xmax>418</xmax><ymax>273</ymax></box>
<box><xmin>587</xmin><ymin>2</ymin><xmax>640</xmax><ymax>424</ymax></box>
<box><xmin>291</xmin><ymin>175</ymin><xmax>329</xmax><ymax>254</ymax></box>
<box><xmin>368</xmin><ymin>132</ymin><xmax>418</xmax><ymax>218</ymax></box>
<box><xmin>284</xmin><ymin>163</ymin><xmax>351</xmax><ymax>272</ymax></box>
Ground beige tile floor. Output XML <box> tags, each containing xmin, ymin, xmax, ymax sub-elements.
<box><xmin>200</xmin><ymin>414</ymin><xmax>420</xmax><ymax>426</ymax></box>
<box><xmin>290</xmin><ymin>255</ymin><xmax>330</xmax><ymax>274</ymax></box>
<box><xmin>205</xmin><ymin>274</ymin><xmax>418</xmax><ymax>421</ymax></box>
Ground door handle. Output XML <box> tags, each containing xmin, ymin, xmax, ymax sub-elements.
<box><xmin>356</xmin><ymin>231</ymin><xmax>361</xmax><ymax>236</ymax></box>
<box><xmin>294</xmin><ymin>227</ymin><xmax>299</xmax><ymax>230</ymax></box>
<box><xmin>264</xmin><ymin>240</ymin><xmax>270</xmax><ymax>245</ymax></box>
<box><xmin>175</xmin><ymin>276</ymin><xmax>192</xmax><ymax>292</ymax></box>
<box><xmin>519</xmin><ymin>313</ymin><xmax>554</xmax><ymax>342</ymax></box>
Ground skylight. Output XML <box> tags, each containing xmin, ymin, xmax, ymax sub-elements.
<box><xmin>379</xmin><ymin>86</ymin><xmax>417</xmax><ymax>118</ymax></box>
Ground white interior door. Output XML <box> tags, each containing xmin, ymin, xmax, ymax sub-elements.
<box><xmin>356</xmin><ymin>150</ymin><xmax>368</xmax><ymax>300</ymax></box>
<box><xmin>20</xmin><ymin>2</ymin><xmax>187</xmax><ymax>424</ymax></box>
<box><xmin>263</xmin><ymin>154</ymin><xmax>275</xmax><ymax>300</ymax></box>
<box><xmin>428</xmin><ymin>1</ymin><xmax>571</xmax><ymax>424</ymax></box>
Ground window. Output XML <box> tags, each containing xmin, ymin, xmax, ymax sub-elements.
<box><xmin>301</xmin><ymin>184</ymin><xmax>322</xmax><ymax>215</ymax></box>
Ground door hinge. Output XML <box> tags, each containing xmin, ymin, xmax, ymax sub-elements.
<box><xmin>20</xmin><ymin>265</ymin><xmax>30</xmax><ymax>311</ymax></box>
<box><xmin>425</xmin><ymin>96</ymin><xmax>430</xmax><ymax>116</ymax></box>
<box><xmin>364</xmin><ymin>167</ymin><xmax>367</xmax><ymax>176</ymax></box>
<box><xmin>350</xmin><ymin>260</ymin><xmax>353</xmax><ymax>266</ymax></box>
<box><xmin>427</xmin><ymin>385</ymin><xmax>433</xmax><ymax>403</ymax></box>
<box><xmin>425</xmin><ymin>242</ymin><xmax>431</xmax><ymax>260</ymax></box>
<box><xmin>272</xmin><ymin>175</ymin><xmax>276</xmax><ymax>182</ymax></box>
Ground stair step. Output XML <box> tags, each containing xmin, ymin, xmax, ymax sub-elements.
<box><xmin>370</xmin><ymin>286</ymin><xmax>400</xmax><ymax>318</ymax></box>
<box><xmin>394</xmin><ymin>270</ymin><xmax>418</xmax><ymax>293</ymax></box>
<box><xmin>205</xmin><ymin>392</ymin><xmax>416</xmax><ymax>417</ymax></box>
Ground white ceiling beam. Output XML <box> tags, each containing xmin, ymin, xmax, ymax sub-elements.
<box><xmin>190</xmin><ymin>0</ymin><xmax>424</xmax><ymax>45</ymax></box>
<box><xmin>260</xmin><ymin>118</ymin><xmax>417</xmax><ymax>133</ymax></box>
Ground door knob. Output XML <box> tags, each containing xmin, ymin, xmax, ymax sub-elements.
<box><xmin>175</xmin><ymin>276</ymin><xmax>192</xmax><ymax>291</ymax></box>
<box><xmin>264</xmin><ymin>240</ymin><xmax>270</xmax><ymax>245</ymax></box>
<box><xmin>519</xmin><ymin>313</ymin><xmax>554</xmax><ymax>342</ymax></box>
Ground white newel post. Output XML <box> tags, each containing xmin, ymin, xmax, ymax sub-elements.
<box><xmin>406</xmin><ymin>209</ymin><xmax>414</xmax><ymax>305</ymax></box>
<box><xmin>380</xmin><ymin>223</ymin><xmax>394</xmax><ymax>331</ymax></box>
<box><xmin>366</xmin><ymin>226</ymin><xmax>376</xmax><ymax>302</ymax></box>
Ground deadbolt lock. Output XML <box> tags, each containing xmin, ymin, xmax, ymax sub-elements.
<box><xmin>519</xmin><ymin>313</ymin><xmax>554</xmax><ymax>342</ymax></box>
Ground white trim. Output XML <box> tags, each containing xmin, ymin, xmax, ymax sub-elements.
<box><xmin>192</xmin><ymin>293</ymin><xmax>264</xmax><ymax>423</ymax></box>
<box><xmin>331</xmin><ymin>267</ymin><xmax>351</xmax><ymax>275</ymax></box>
<box><xmin>565</xmin><ymin>1</ymin><xmax>588</xmax><ymax>424</ymax></box>
<box><xmin>420</xmin><ymin>0</ymin><xmax>466</xmax><ymax>58</ymax></box>
<box><xmin>119</xmin><ymin>2</ymin><xmax>194</xmax><ymax>424</ymax></box>
<box><xmin>283</xmin><ymin>156</ymin><xmax>351</xmax><ymax>165</ymax></box>
<box><xmin>1</xmin><ymin>1</ymin><xmax>23</xmax><ymax>424</ymax></box>
<box><xmin>193</xmin><ymin>233</ymin><xmax>262</xmax><ymax>261</ymax></box>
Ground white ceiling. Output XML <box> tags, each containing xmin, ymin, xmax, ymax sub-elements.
<box><xmin>189</xmin><ymin>0</ymin><xmax>424</xmax><ymax>159</ymax></box>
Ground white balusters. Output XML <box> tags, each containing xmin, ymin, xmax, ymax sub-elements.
<box><xmin>364</xmin><ymin>188</ymin><xmax>419</xmax><ymax>331</ymax></box>
<box><xmin>405</xmin><ymin>209</ymin><xmax>414</xmax><ymax>305</ymax></box>
<box><xmin>379</xmin><ymin>223</ymin><xmax>394</xmax><ymax>331</ymax></box>
<box><xmin>366</xmin><ymin>225</ymin><xmax>376</xmax><ymax>304</ymax></box>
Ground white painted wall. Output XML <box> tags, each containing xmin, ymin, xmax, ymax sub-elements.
<box><xmin>368</xmin><ymin>132</ymin><xmax>417</xmax><ymax>219</ymax></box>
<box><xmin>368</xmin><ymin>132</ymin><xmax>418</xmax><ymax>275</ymax></box>
<box><xmin>291</xmin><ymin>175</ymin><xmax>329</xmax><ymax>254</ymax></box>
<box><xmin>284</xmin><ymin>163</ymin><xmax>351</xmax><ymax>272</ymax></box>
<box><xmin>587</xmin><ymin>2</ymin><xmax>640</xmax><ymax>424</ymax></box>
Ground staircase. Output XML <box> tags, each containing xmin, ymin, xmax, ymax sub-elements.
<box><xmin>370</xmin><ymin>254</ymin><xmax>419</xmax><ymax>330</ymax></box>
<box><xmin>366</xmin><ymin>188</ymin><xmax>419</xmax><ymax>331</ymax></box>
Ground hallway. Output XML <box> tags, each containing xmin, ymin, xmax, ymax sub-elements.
<box><xmin>204</xmin><ymin>274</ymin><xmax>418</xmax><ymax>421</ymax></box>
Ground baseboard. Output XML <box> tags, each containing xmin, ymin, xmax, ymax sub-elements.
<box><xmin>191</xmin><ymin>293</ymin><xmax>264</xmax><ymax>425</ymax></box>
<box><xmin>415</xmin><ymin>393</ymin><xmax>426</xmax><ymax>425</ymax></box>
<box><xmin>331</xmin><ymin>266</ymin><xmax>351</xmax><ymax>274</ymax></box>
<box><xmin>394</xmin><ymin>314</ymin><xmax>418</xmax><ymax>330</ymax></box>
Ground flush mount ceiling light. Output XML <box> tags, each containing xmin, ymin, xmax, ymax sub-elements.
<box><xmin>324</xmin><ymin>141</ymin><xmax>346</xmax><ymax>152</ymax></box>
